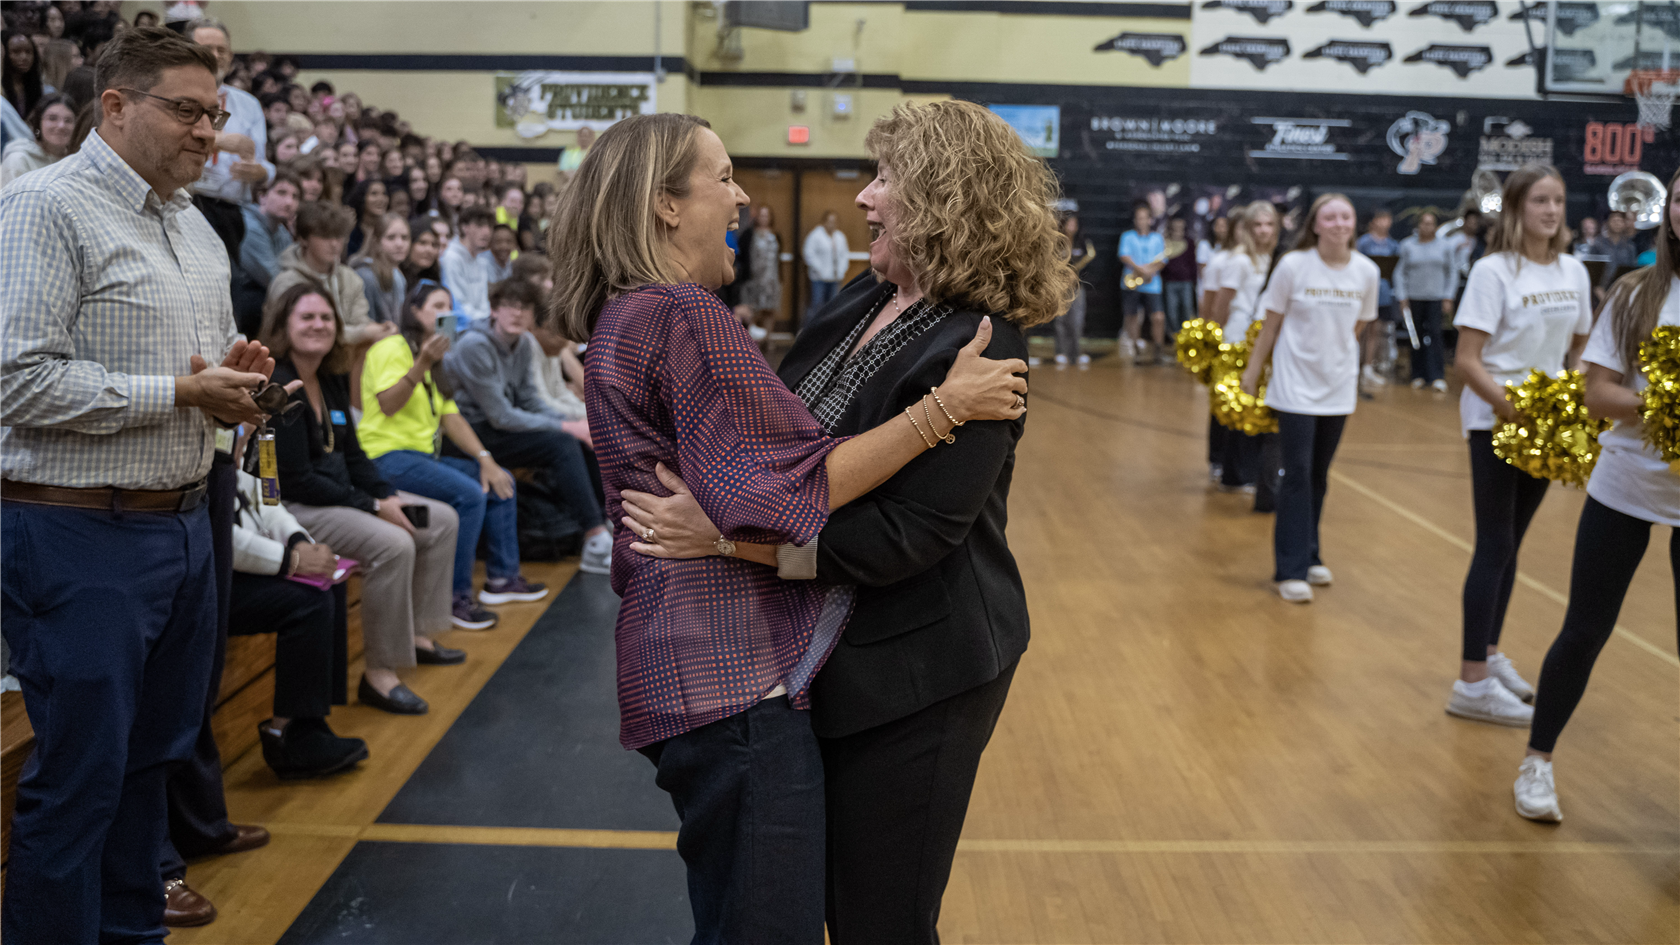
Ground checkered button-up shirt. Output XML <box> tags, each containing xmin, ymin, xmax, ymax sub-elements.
<box><xmin>1</xmin><ymin>130</ymin><xmax>236</xmax><ymax>489</ymax></box>
<box><xmin>588</xmin><ymin>284</ymin><xmax>851</xmax><ymax>750</ymax></box>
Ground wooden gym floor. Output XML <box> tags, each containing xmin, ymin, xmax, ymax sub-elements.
<box><xmin>170</xmin><ymin>346</ymin><xmax>1676</xmax><ymax>943</ymax></box>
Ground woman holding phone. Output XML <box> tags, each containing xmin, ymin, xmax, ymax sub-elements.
<box><xmin>359</xmin><ymin>281</ymin><xmax>549</xmax><ymax>643</ymax></box>
<box><xmin>263</xmin><ymin>283</ymin><xmax>465</xmax><ymax>717</ymax></box>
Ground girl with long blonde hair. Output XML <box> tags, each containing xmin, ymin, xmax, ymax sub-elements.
<box><xmin>1241</xmin><ymin>193</ymin><xmax>1381</xmax><ymax>603</ymax></box>
<box><xmin>1212</xmin><ymin>201</ymin><xmax>1279</xmax><ymax>495</ymax></box>
<box><xmin>1514</xmin><ymin>166</ymin><xmax>1680</xmax><ymax>823</ymax></box>
<box><xmin>1446</xmin><ymin>165</ymin><xmax>1592</xmax><ymax>727</ymax></box>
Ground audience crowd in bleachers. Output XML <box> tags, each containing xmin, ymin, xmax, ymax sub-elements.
<box><xmin>2</xmin><ymin>2</ymin><xmax>609</xmax><ymax>927</ymax></box>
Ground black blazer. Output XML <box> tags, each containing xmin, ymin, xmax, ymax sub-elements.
<box><xmin>778</xmin><ymin>275</ymin><xmax>1029</xmax><ymax>739</ymax></box>
<box><xmin>271</xmin><ymin>361</ymin><xmax>395</xmax><ymax>514</ymax></box>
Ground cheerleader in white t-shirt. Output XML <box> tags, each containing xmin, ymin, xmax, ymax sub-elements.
<box><xmin>1199</xmin><ymin>209</ymin><xmax>1244</xmax><ymax>483</ymax></box>
<box><xmin>1514</xmin><ymin>167</ymin><xmax>1680</xmax><ymax>824</ymax></box>
<box><xmin>1241</xmin><ymin>194</ymin><xmax>1379</xmax><ymax>603</ymax></box>
<box><xmin>1446</xmin><ymin>165</ymin><xmax>1593</xmax><ymax>729</ymax></box>
<box><xmin>1212</xmin><ymin>201</ymin><xmax>1279</xmax><ymax>495</ymax></box>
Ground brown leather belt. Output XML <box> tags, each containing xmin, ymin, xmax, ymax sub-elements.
<box><xmin>1</xmin><ymin>478</ymin><xmax>210</xmax><ymax>514</ymax></box>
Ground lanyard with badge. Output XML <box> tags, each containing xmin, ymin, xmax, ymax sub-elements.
<box><xmin>242</xmin><ymin>381</ymin><xmax>303</xmax><ymax>505</ymax></box>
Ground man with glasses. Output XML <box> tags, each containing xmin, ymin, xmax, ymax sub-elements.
<box><xmin>187</xmin><ymin>16</ymin><xmax>273</xmax><ymax>264</ymax></box>
<box><xmin>0</xmin><ymin>27</ymin><xmax>280</xmax><ymax>942</ymax></box>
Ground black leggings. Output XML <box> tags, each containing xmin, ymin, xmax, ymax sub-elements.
<box><xmin>1272</xmin><ymin>411</ymin><xmax>1347</xmax><ymax>581</ymax></box>
<box><xmin>1529</xmin><ymin>498</ymin><xmax>1678</xmax><ymax>753</ymax></box>
<box><xmin>1461</xmin><ymin>431</ymin><xmax>1551</xmax><ymax>661</ymax></box>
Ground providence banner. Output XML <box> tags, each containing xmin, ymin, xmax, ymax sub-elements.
<box><xmin>495</xmin><ymin>71</ymin><xmax>658</xmax><ymax>139</ymax></box>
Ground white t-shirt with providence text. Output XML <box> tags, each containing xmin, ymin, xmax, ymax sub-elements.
<box><xmin>1452</xmin><ymin>252</ymin><xmax>1593</xmax><ymax>435</ymax></box>
<box><xmin>1582</xmin><ymin>278</ymin><xmax>1680</xmax><ymax>527</ymax></box>
<box><xmin>1218</xmin><ymin>251</ymin><xmax>1268</xmax><ymax>341</ymax></box>
<box><xmin>1258</xmin><ymin>248</ymin><xmax>1380</xmax><ymax>416</ymax></box>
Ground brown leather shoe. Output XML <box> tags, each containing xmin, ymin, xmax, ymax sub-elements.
<box><xmin>163</xmin><ymin>878</ymin><xmax>216</xmax><ymax>927</ymax></box>
<box><xmin>209</xmin><ymin>823</ymin><xmax>271</xmax><ymax>856</ymax></box>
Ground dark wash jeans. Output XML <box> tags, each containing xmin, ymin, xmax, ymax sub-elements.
<box><xmin>639</xmin><ymin>696</ymin><xmax>826</xmax><ymax>944</ymax></box>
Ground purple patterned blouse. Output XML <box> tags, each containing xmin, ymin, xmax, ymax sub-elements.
<box><xmin>587</xmin><ymin>283</ymin><xmax>851</xmax><ymax>750</ymax></box>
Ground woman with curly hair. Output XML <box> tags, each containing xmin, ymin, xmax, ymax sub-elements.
<box><xmin>613</xmin><ymin>99</ymin><xmax>1075</xmax><ymax>942</ymax></box>
<box><xmin>550</xmin><ymin>108</ymin><xmax>1034</xmax><ymax>941</ymax></box>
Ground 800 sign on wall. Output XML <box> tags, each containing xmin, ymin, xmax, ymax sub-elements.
<box><xmin>1582</xmin><ymin>121</ymin><xmax>1653</xmax><ymax>175</ymax></box>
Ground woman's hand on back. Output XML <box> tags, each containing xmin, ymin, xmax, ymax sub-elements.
<box><xmin>621</xmin><ymin>463</ymin><xmax>718</xmax><ymax>559</ymax></box>
<box><xmin>935</xmin><ymin>317</ymin><xmax>1028</xmax><ymax>423</ymax></box>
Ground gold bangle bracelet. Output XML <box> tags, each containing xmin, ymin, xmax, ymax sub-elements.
<box><xmin>923</xmin><ymin>397</ymin><xmax>955</xmax><ymax>445</ymax></box>
<box><xmin>904</xmin><ymin>407</ymin><xmax>935</xmax><ymax>449</ymax></box>
<box><xmin>930</xmin><ymin>387</ymin><xmax>963</xmax><ymax>427</ymax></box>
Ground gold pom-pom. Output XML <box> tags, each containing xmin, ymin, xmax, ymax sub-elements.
<box><xmin>1491</xmin><ymin>368</ymin><xmax>1611</xmax><ymax>488</ymax></box>
<box><xmin>1208</xmin><ymin>321</ymin><xmax>1278</xmax><ymax>435</ymax></box>
<box><xmin>1638</xmin><ymin>325</ymin><xmax>1680</xmax><ymax>463</ymax></box>
<box><xmin>1175</xmin><ymin>318</ymin><xmax>1224</xmax><ymax>384</ymax></box>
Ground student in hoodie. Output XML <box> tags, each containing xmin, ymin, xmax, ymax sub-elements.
<box><xmin>267</xmin><ymin>200</ymin><xmax>395</xmax><ymax>347</ymax></box>
<box><xmin>0</xmin><ymin>91</ymin><xmax>72</xmax><ymax>187</ymax></box>
<box><xmin>441</xmin><ymin>279</ymin><xmax>611</xmax><ymax>574</ymax></box>
<box><xmin>352</xmin><ymin>213</ymin><xmax>409</xmax><ymax>324</ymax></box>
<box><xmin>439</xmin><ymin>204</ymin><xmax>494</xmax><ymax>321</ymax></box>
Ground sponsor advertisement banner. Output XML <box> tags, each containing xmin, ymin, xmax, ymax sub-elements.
<box><xmin>495</xmin><ymin>71</ymin><xmax>657</xmax><ymax>138</ymax></box>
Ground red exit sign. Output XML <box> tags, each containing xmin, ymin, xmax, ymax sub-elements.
<box><xmin>788</xmin><ymin>125</ymin><xmax>810</xmax><ymax>145</ymax></box>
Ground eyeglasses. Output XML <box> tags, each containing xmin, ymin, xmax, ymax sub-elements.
<box><xmin>118</xmin><ymin>88</ymin><xmax>231</xmax><ymax>131</ymax></box>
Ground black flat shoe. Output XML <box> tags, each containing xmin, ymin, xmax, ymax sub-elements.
<box><xmin>259</xmin><ymin>718</ymin><xmax>369</xmax><ymax>780</ymax></box>
<box><xmin>415</xmin><ymin>643</ymin><xmax>465</xmax><ymax>665</ymax></box>
<box><xmin>358</xmin><ymin>675</ymin><xmax>429</xmax><ymax>715</ymax></box>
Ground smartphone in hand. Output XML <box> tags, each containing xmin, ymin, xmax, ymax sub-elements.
<box><xmin>436</xmin><ymin>314</ymin><xmax>458</xmax><ymax>343</ymax></box>
<box><xmin>401</xmin><ymin>504</ymin><xmax>430</xmax><ymax>528</ymax></box>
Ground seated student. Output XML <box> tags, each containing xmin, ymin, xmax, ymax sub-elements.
<box><xmin>361</xmin><ymin>281</ymin><xmax>549</xmax><ymax>621</ymax></box>
<box><xmin>352</xmin><ymin>212</ymin><xmax>409</xmax><ymax>324</ymax></box>
<box><xmin>262</xmin><ymin>283</ymin><xmax>467</xmax><ymax>717</ymax></box>
<box><xmin>478</xmin><ymin>223</ymin><xmax>517</xmax><ymax>285</ymax></box>
<box><xmin>492</xmin><ymin>180</ymin><xmax>524</xmax><ymax>228</ymax></box>
<box><xmin>442</xmin><ymin>280</ymin><xmax>611</xmax><ymax>575</ymax></box>
<box><xmin>440</xmin><ymin>205</ymin><xmax>494</xmax><ymax>320</ymax></box>
<box><xmin>269</xmin><ymin>201</ymin><xmax>395</xmax><ymax>347</ymax></box>
<box><xmin>511</xmin><ymin>254</ymin><xmax>587</xmax><ymax>430</ymax></box>
<box><xmin>240</xmin><ymin>169</ymin><xmax>299</xmax><ymax>288</ymax></box>
<box><xmin>402</xmin><ymin>219</ymin><xmax>444</xmax><ymax>286</ymax></box>
<box><xmin>227</xmin><ymin>442</ymin><xmax>369</xmax><ymax>779</ymax></box>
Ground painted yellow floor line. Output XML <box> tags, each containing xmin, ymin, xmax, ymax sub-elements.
<box><xmin>956</xmin><ymin>839</ymin><xmax>1677</xmax><ymax>855</ymax></box>
<box><xmin>1332</xmin><ymin>471</ymin><xmax>1680</xmax><ymax>669</ymax></box>
<box><xmin>262</xmin><ymin>822</ymin><xmax>1671</xmax><ymax>856</ymax></box>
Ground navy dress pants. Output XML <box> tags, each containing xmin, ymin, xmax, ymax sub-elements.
<box><xmin>1</xmin><ymin>500</ymin><xmax>218</xmax><ymax>944</ymax></box>
<box><xmin>1272</xmin><ymin>411</ymin><xmax>1348</xmax><ymax>582</ymax></box>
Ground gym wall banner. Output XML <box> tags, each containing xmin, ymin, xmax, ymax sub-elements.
<box><xmin>495</xmin><ymin>71</ymin><xmax>658</xmax><ymax>139</ymax></box>
<box><xmin>1187</xmin><ymin>0</ymin><xmax>1542</xmax><ymax>98</ymax></box>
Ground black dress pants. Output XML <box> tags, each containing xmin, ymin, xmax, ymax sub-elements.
<box><xmin>1407</xmin><ymin>299</ymin><xmax>1446</xmax><ymax>383</ymax></box>
<box><xmin>227</xmin><ymin>573</ymin><xmax>336</xmax><ymax>720</ymax></box>
<box><xmin>820</xmin><ymin>661</ymin><xmax>1019</xmax><ymax>944</ymax></box>
<box><xmin>1273</xmin><ymin>411</ymin><xmax>1347</xmax><ymax>581</ymax></box>
<box><xmin>1529</xmin><ymin>498</ymin><xmax>1678</xmax><ymax>753</ymax></box>
<box><xmin>162</xmin><ymin>456</ymin><xmax>239</xmax><ymax>882</ymax></box>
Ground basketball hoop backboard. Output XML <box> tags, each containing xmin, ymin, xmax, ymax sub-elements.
<box><xmin>1533</xmin><ymin>1</ymin><xmax>1680</xmax><ymax>99</ymax></box>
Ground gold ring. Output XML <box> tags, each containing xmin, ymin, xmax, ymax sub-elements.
<box><xmin>1014</xmin><ymin>395</ymin><xmax>1025</xmax><ymax>409</ymax></box>
<box><xmin>643</xmin><ymin>528</ymin><xmax>655</xmax><ymax>542</ymax></box>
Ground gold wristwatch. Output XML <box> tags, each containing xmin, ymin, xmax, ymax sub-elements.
<box><xmin>713</xmin><ymin>535</ymin><xmax>736</xmax><ymax>556</ymax></box>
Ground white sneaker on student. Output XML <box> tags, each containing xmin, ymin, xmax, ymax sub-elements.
<box><xmin>1431</xmin><ymin>379</ymin><xmax>1449</xmax><ymax>393</ymax></box>
<box><xmin>1306</xmin><ymin>565</ymin><xmax>1333</xmax><ymax>586</ymax></box>
<box><xmin>1410</xmin><ymin>378</ymin><xmax>1426</xmax><ymax>389</ymax></box>
<box><xmin>1053</xmin><ymin>354</ymin><xmax>1069</xmax><ymax>366</ymax></box>
<box><xmin>1119</xmin><ymin>337</ymin><xmax>1137</xmax><ymax>359</ymax></box>
<box><xmin>1276</xmin><ymin>580</ymin><xmax>1314</xmax><ymax>603</ymax></box>
<box><xmin>1487</xmin><ymin>652</ymin><xmax>1535</xmax><ymax>702</ymax></box>
<box><xmin>1446</xmin><ymin>677</ymin><xmax>1533</xmax><ymax>727</ymax></box>
<box><xmin>1514</xmin><ymin>756</ymin><xmax>1562</xmax><ymax>823</ymax></box>
<box><xmin>1076</xmin><ymin>353</ymin><xmax>1091</xmax><ymax>368</ymax></box>
<box><xmin>1028</xmin><ymin>356</ymin><xmax>1043</xmax><ymax>367</ymax></box>
<box><xmin>578</xmin><ymin>531</ymin><xmax>613</xmax><ymax>575</ymax></box>
<box><xmin>1360</xmin><ymin>364</ymin><xmax>1387</xmax><ymax>387</ymax></box>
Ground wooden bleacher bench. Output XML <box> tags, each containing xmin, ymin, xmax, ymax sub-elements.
<box><xmin>1</xmin><ymin>575</ymin><xmax>363</xmax><ymax>864</ymax></box>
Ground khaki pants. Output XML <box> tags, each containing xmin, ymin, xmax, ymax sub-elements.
<box><xmin>287</xmin><ymin>492</ymin><xmax>457</xmax><ymax>671</ymax></box>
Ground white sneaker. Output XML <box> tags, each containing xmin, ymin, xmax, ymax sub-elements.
<box><xmin>1446</xmin><ymin>677</ymin><xmax>1533</xmax><ymax>727</ymax></box>
<box><xmin>1514</xmin><ymin>756</ymin><xmax>1562</xmax><ymax>823</ymax></box>
<box><xmin>1053</xmin><ymin>354</ymin><xmax>1069</xmax><ymax>366</ymax></box>
<box><xmin>1360</xmin><ymin>365</ymin><xmax>1387</xmax><ymax>387</ymax></box>
<box><xmin>1306</xmin><ymin>565</ymin><xmax>1333</xmax><ymax>586</ymax></box>
<box><xmin>1431</xmin><ymin>379</ymin><xmax>1449</xmax><ymax>393</ymax></box>
<box><xmin>1486</xmin><ymin>652</ymin><xmax>1534</xmax><ymax>702</ymax></box>
<box><xmin>1410</xmin><ymin>378</ymin><xmax>1426</xmax><ymax>390</ymax></box>
<box><xmin>578</xmin><ymin>530</ymin><xmax>613</xmax><ymax>575</ymax></box>
<box><xmin>1076</xmin><ymin>353</ymin><xmax>1091</xmax><ymax>368</ymax></box>
<box><xmin>1276</xmin><ymin>580</ymin><xmax>1314</xmax><ymax>603</ymax></box>
<box><xmin>1209</xmin><ymin>462</ymin><xmax>1223</xmax><ymax>483</ymax></box>
<box><xmin>1119</xmin><ymin>337</ymin><xmax>1137</xmax><ymax>359</ymax></box>
<box><xmin>1028</xmin><ymin>356</ymin><xmax>1043</xmax><ymax>367</ymax></box>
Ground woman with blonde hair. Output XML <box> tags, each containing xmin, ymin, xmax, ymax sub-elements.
<box><xmin>1515</xmin><ymin>165</ymin><xmax>1680</xmax><ymax>823</ymax></box>
<box><xmin>1446</xmin><ymin>164</ymin><xmax>1592</xmax><ymax>726</ymax></box>
<box><xmin>603</xmin><ymin>100</ymin><xmax>1074</xmax><ymax>942</ymax></box>
<box><xmin>1213</xmin><ymin>200</ymin><xmax>1279</xmax><ymax>496</ymax></box>
<box><xmin>1241</xmin><ymin>193</ymin><xmax>1380</xmax><ymax>603</ymax></box>
<box><xmin>549</xmin><ymin>109</ymin><xmax>1034</xmax><ymax>941</ymax></box>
